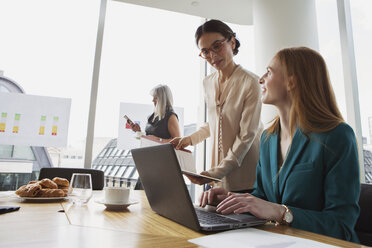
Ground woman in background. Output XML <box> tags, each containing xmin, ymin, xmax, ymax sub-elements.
<box><xmin>199</xmin><ymin>47</ymin><xmax>360</xmax><ymax>242</ymax></box>
<box><xmin>128</xmin><ymin>84</ymin><xmax>180</xmax><ymax>142</ymax></box>
<box><xmin>171</xmin><ymin>20</ymin><xmax>263</xmax><ymax>192</ymax></box>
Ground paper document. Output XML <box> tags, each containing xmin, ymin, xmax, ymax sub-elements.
<box><xmin>174</xmin><ymin>150</ymin><xmax>196</xmax><ymax>173</ymax></box>
<box><xmin>140</xmin><ymin>137</ymin><xmax>196</xmax><ymax>173</ymax></box>
<box><xmin>189</xmin><ymin>228</ymin><xmax>338</xmax><ymax>248</ymax></box>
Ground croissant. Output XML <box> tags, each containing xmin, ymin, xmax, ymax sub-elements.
<box><xmin>15</xmin><ymin>183</ymin><xmax>42</xmax><ymax>197</ymax></box>
<box><xmin>52</xmin><ymin>177</ymin><xmax>69</xmax><ymax>188</ymax></box>
<box><xmin>39</xmin><ymin>178</ymin><xmax>58</xmax><ymax>189</ymax></box>
<box><xmin>38</xmin><ymin>188</ymin><xmax>66</xmax><ymax>197</ymax></box>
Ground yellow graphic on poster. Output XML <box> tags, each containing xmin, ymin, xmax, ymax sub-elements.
<box><xmin>12</xmin><ymin>113</ymin><xmax>21</xmax><ymax>133</ymax></box>
<box><xmin>0</xmin><ymin>112</ymin><xmax>7</xmax><ymax>132</ymax></box>
<box><xmin>39</xmin><ymin>115</ymin><xmax>46</xmax><ymax>135</ymax></box>
<box><xmin>52</xmin><ymin>116</ymin><xmax>58</xmax><ymax>136</ymax></box>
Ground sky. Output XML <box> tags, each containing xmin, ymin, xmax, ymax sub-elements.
<box><xmin>0</xmin><ymin>0</ymin><xmax>371</xmax><ymax>149</ymax></box>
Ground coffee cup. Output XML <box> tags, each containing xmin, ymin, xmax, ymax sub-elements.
<box><xmin>104</xmin><ymin>187</ymin><xmax>130</xmax><ymax>204</ymax></box>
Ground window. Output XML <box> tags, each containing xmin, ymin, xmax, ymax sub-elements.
<box><xmin>117</xmin><ymin>166</ymin><xmax>126</xmax><ymax>177</ymax></box>
<box><xmin>315</xmin><ymin>0</ymin><xmax>347</xmax><ymax>118</ymax></box>
<box><xmin>0</xmin><ymin>145</ymin><xmax>35</xmax><ymax>160</ymax></box>
<box><xmin>0</xmin><ymin>0</ymin><xmax>101</xmax><ymax>168</ymax></box>
<box><xmin>315</xmin><ymin>0</ymin><xmax>372</xmax><ymax>182</ymax></box>
<box><xmin>104</xmin><ymin>148</ymin><xmax>114</xmax><ymax>157</ymax></box>
<box><xmin>114</xmin><ymin>149</ymin><xmax>123</xmax><ymax>157</ymax></box>
<box><xmin>109</xmin><ymin>166</ymin><xmax>120</xmax><ymax>177</ymax></box>
<box><xmin>349</xmin><ymin>0</ymin><xmax>372</xmax><ymax>183</ymax></box>
<box><xmin>93</xmin><ymin>2</ymin><xmax>201</xmax><ymax>151</ymax></box>
<box><xmin>131</xmin><ymin>170</ymin><xmax>139</xmax><ymax>180</ymax></box>
<box><xmin>110</xmin><ymin>148</ymin><xmax>118</xmax><ymax>157</ymax></box>
<box><xmin>123</xmin><ymin>167</ymin><xmax>134</xmax><ymax>179</ymax></box>
<box><xmin>97</xmin><ymin>148</ymin><xmax>107</xmax><ymax>158</ymax></box>
<box><xmin>105</xmin><ymin>165</ymin><xmax>113</xmax><ymax>176</ymax></box>
<box><xmin>0</xmin><ymin>145</ymin><xmax>12</xmax><ymax>158</ymax></box>
<box><xmin>13</xmin><ymin>146</ymin><xmax>35</xmax><ymax>160</ymax></box>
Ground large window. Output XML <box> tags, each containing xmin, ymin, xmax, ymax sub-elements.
<box><xmin>94</xmin><ymin>2</ymin><xmax>202</xmax><ymax>145</ymax></box>
<box><xmin>0</xmin><ymin>0</ymin><xmax>100</xmax><ymax>167</ymax></box>
<box><xmin>315</xmin><ymin>0</ymin><xmax>347</xmax><ymax>118</ymax></box>
<box><xmin>316</xmin><ymin>0</ymin><xmax>372</xmax><ymax>182</ymax></box>
<box><xmin>350</xmin><ymin>0</ymin><xmax>372</xmax><ymax>183</ymax></box>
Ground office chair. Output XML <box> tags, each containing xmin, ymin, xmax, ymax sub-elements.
<box><xmin>39</xmin><ymin>167</ymin><xmax>104</xmax><ymax>190</ymax></box>
<box><xmin>355</xmin><ymin>183</ymin><xmax>372</xmax><ymax>246</ymax></box>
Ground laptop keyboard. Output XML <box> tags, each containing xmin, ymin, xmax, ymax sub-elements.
<box><xmin>195</xmin><ymin>209</ymin><xmax>240</xmax><ymax>225</ymax></box>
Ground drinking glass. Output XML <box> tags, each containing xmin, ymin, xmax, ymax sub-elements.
<box><xmin>69</xmin><ymin>173</ymin><xmax>92</xmax><ymax>205</ymax></box>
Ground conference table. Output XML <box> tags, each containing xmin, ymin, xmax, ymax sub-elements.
<box><xmin>0</xmin><ymin>190</ymin><xmax>366</xmax><ymax>248</ymax></box>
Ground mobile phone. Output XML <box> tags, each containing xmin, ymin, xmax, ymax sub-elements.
<box><xmin>124</xmin><ymin>115</ymin><xmax>134</xmax><ymax>125</ymax></box>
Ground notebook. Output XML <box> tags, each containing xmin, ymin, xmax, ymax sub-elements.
<box><xmin>131</xmin><ymin>143</ymin><xmax>267</xmax><ymax>231</ymax></box>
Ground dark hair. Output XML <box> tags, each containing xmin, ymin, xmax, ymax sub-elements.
<box><xmin>195</xmin><ymin>19</ymin><xmax>240</xmax><ymax>55</ymax></box>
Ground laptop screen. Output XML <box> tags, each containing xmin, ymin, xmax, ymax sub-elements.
<box><xmin>131</xmin><ymin>144</ymin><xmax>201</xmax><ymax>231</ymax></box>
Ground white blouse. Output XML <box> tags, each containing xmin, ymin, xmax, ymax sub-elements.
<box><xmin>190</xmin><ymin>65</ymin><xmax>263</xmax><ymax>191</ymax></box>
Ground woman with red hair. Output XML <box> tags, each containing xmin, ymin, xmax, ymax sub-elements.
<box><xmin>200</xmin><ymin>47</ymin><xmax>360</xmax><ymax>242</ymax></box>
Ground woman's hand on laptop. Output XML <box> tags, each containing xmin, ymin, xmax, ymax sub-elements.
<box><xmin>215</xmin><ymin>193</ymin><xmax>285</xmax><ymax>222</ymax></box>
<box><xmin>199</xmin><ymin>187</ymin><xmax>229</xmax><ymax>208</ymax></box>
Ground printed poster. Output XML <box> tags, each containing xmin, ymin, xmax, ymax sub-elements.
<box><xmin>0</xmin><ymin>92</ymin><xmax>71</xmax><ymax>147</ymax></box>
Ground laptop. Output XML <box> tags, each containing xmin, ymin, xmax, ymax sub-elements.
<box><xmin>131</xmin><ymin>143</ymin><xmax>267</xmax><ymax>231</ymax></box>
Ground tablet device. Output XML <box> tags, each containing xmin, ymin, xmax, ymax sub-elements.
<box><xmin>182</xmin><ymin>170</ymin><xmax>222</xmax><ymax>182</ymax></box>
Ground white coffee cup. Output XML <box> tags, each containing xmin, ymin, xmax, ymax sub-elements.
<box><xmin>104</xmin><ymin>187</ymin><xmax>130</xmax><ymax>204</ymax></box>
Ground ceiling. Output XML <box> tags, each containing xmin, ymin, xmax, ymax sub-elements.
<box><xmin>113</xmin><ymin>0</ymin><xmax>253</xmax><ymax>25</ymax></box>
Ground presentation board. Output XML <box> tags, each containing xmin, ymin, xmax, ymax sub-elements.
<box><xmin>0</xmin><ymin>92</ymin><xmax>71</xmax><ymax>147</ymax></box>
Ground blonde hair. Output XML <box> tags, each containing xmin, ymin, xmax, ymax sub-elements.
<box><xmin>150</xmin><ymin>84</ymin><xmax>174</xmax><ymax>121</ymax></box>
<box><xmin>266</xmin><ymin>47</ymin><xmax>344</xmax><ymax>136</ymax></box>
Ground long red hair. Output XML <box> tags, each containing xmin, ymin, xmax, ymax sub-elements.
<box><xmin>266</xmin><ymin>47</ymin><xmax>344</xmax><ymax>136</ymax></box>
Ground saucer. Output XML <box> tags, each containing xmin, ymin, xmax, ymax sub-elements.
<box><xmin>95</xmin><ymin>199</ymin><xmax>138</xmax><ymax>210</ymax></box>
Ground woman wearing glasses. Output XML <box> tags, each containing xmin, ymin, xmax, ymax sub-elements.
<box><xmin>171</xmin><ymin>20</ymin><xmax>263</xmax><ymax>192</ymax></box>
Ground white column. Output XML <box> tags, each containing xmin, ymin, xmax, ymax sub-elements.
<box><xmin>84</xmin><ymin>0</ymin><xmax>107</xmax><ymax>168</ymax></box>
<box><xmin>253</xmin><ymin>0</ymin><xmax>319</xmax><ymax>126</ymax></box>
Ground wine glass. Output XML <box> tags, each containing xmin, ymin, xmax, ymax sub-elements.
<box><xmin>69</xmin><ymin>173</ymin><xmax>92</xmax><ymax>206</ymax></box>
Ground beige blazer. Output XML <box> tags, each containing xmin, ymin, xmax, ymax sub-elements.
<box><xmin>190</xmin><ymin>65</ymin><xmax>263</xmax><ymax>191</ymax></box>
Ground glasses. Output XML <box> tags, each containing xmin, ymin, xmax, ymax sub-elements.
<box><xmin>199</xmin><ymin>39</ymin><xmax>228</xmax><ymax>59</ymax></box>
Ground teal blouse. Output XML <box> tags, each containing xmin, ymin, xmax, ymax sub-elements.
<box><xmin>251</xmin><ymin>123</ymin><xmax>360</xmax><ymax>243</ymax></box>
